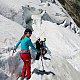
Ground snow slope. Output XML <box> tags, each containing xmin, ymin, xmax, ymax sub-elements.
<box><xmin>0</xmin><ymin>0</ymin><xmax>41</xmax><ymax>27</ymax></box>
<box><xmin>36</xmin><ymin>21</ymin><xmax>80</xmax><ymax>57</ymax></box>
<box><xmin>30</xmin><ymin>21</ymin><xmax>80</xmax><ymax>80</ymax></box>
<box><xmin>0</xmin><ymin>0</ymin><xmax>41</xmax><ymax>12</ymax></box>
<box><xmin>1</xmin><ymin>20</ymin><xmax>80</xmax><ymax>80</ymax></box>
<box><xmin>0</xmin><ymin>14</ymin><xmax>24</xmax><ymax>52</ymax></box>
<box><xmin>0</xmin><ymin>0</ymin><xmax>80</xmax><ymax>80</ymax></box>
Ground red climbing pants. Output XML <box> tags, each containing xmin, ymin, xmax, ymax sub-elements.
<box><xmin>20</xmin><ymin>52</ymin><xmax>31</xmax><ymax>79</ymax></box>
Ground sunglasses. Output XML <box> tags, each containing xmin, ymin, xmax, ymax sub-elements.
<box><xmin>24</xmin><ymin>31</ymin><xmax>32</xmax><ymax>34</ymax></box>
<box><xmin>29</xmin><ymin>32</ymin><xmax>32</xmax><ymax>34</ymax></box>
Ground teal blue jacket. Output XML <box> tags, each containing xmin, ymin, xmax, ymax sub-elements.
<box><xmin>15</xmin><ymin>36</ymin><xmax>37</xmax><ymax>52</ymax></box>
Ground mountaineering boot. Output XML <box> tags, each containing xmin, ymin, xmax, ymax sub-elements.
<box><xmin>24</xmin><ymin>77</ymin><xmax>28</xmax><ymax>80</ymax></box>
<box><xmin>17</xmin><ymin>77</ymin><xmax>24</xmax><ymax>80</ymax></box>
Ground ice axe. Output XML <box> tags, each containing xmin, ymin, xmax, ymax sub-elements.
<box><xmin>41</xmin><ymin>48</ymin><xmax>45</xmax><ymax>72</ymax></box>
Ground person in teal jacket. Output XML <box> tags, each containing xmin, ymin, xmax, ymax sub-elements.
<box><xmin>13</xmin><ymin>28</ymin><xmax>38</xmax><ymax>80</ymax></box>
<box><xmin>15</xmin><ymin>32</ymin><xmax>37</xmax><ymax>52</ymax></box>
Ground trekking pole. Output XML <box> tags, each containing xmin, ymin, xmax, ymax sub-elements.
<box><xmin>41</xmin><ymin>48</ymin><xmax>45</xmax><ymax>72</ymax></box>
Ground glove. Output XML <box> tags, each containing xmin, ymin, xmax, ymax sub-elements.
<box><xmin>13</xmin><ymin>46</ymin><xmax>16</xmax><ymax>52</ymax></box>
<box><xmin>11</xmin><ymin>46</ymin><xmax>16</xmax><ymax>56</ymax></box>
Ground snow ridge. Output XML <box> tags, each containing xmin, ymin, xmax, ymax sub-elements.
<box><xmin>0</xmin><ymin>0</ymin><xmax>80</xmax><ymax>80</ymax></box>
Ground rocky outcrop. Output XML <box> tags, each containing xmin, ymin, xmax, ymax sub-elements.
<box><xmin>58</xmin><ymin>0</ymin><xmax>80</xmax><ymax>28</ymax></box>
